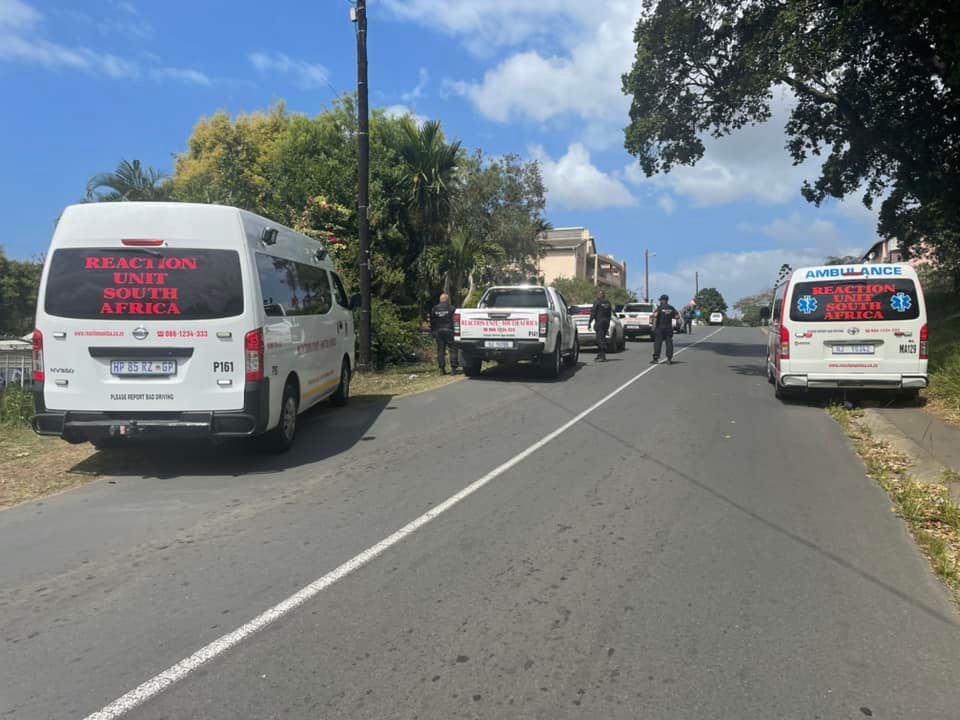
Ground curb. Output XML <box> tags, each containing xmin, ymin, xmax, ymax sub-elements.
<box><xmin>862</xmin><ymin>407</ymin><xmax>960</xmax><ymax>502</ymax></box>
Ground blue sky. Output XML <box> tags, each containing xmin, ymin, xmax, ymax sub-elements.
<box><xmin>1</xmin><ymin>0</ymin><xmax>881</xmax><ymax>306</ymax></box>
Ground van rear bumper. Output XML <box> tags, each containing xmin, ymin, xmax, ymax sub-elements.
<box><xmin>32</xmin><ymin>379</ymin><xmax>270</xmax><ymax>441</ymax></box>
<box><xmin>780</xmin><ymin>373</ymin><xmax>928</xmax><ymax>390</ymax></box>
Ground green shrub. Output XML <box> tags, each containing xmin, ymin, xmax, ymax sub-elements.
<box><xmin>1</xmin><ymin>386</ymin><xmax>34</xmax><ymax>427</ymax></box>
<box><xmin>362</xmin><ymin>299</ymin><xmax>424</xmax><ymax>370</ymax></box>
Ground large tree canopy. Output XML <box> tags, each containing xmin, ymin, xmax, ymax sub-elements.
<box><xmin>623</xmin><ymin>0</ymin><xmax>960</xmax><ymax>277</ymax></box>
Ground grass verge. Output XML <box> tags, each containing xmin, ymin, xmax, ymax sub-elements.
<box><xmin>924</xmin><ymin>290</ymin><xmax>960</xmax><ymax>425</ymax></box>
<box><xmin>828</xmin><ymin>404</ymin><xmax>960</xmax><ymax>603</ymax></box>
<box><xmin>353</xmin><ymin>361</ymin><xmax>461</xmax><ymax>398</ymax></box>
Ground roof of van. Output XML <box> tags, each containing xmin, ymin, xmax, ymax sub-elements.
<box><xmin>783</xmin><ymin>262</ymin><xmax>919</xmax><ymax>285</ymax></box>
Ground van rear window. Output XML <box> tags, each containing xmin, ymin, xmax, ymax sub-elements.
<box><xmin>789</xmin><ymin>279</ymin><xmax>920</xmax><ymax>322</ymax></box>
<box><xmin>44</xmin><ymin>248</ymin><xmax>244</xmax><ymax>320</ymax></box>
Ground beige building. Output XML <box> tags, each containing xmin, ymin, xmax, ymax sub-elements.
<box><xmin>536</xmin><ymin>227</ymin><xmax>627</xmax><ymax>289</ymax></box>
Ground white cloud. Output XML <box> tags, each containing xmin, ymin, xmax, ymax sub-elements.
<box><xmin>657</xmin><ymin>195</ymin><xmax>676</xmax><ymax>215</ymax></box>
<box><xmin>383</xmin><ymin>104</ymin><xmax>428</xmax><ymax>124</ymax></box>
<box><xmin>0</xmin><ymin>0</ymin><xmax>138</xmax><ymax>77</ymax></box>
<box><xmin>402</xmin><ymin>66</ymin><xmax>429</xmax><ymax>102</ymax></box>
<box><xmin>249</xmin><ymin>51</ymin><xmax>329</xmax><ymax>89</ymax></box>
<box><xmin>0</xmin><ymin>0</ymin><xmax>40</xmax><ymax>30</ymax></box>
<box><xmin>150</xmin><ymin>66</ymin><xmax>211</xmax><ymax>86</ymax></box>
<box><xmin>530</xmin><ymin>143</ymin><xmax>636</xmax><ymax>210</ymax></box>
<box><xmin>649</xmin><ymin>248</ymin><xmax>836</xmax><ymax>308</ymax></box>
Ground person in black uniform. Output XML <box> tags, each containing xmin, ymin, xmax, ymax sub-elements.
<box><xmin>430</xmin><ymin>293</ymin><xmax>459</xmax><ymax>374</ymax></box>
<box><xmin>650</xmin><ymin>293</ymin><xmax>678</xmax><ymax>364</ymax></box>
<box><xmin>588</xmin><ymin>290</ymin><xmax>613</xmax><ymax>362</ymax></box>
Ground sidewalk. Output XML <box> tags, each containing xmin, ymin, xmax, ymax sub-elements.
<box><xmin>866</xmin><ymin>403</ymin><xmax>960</xmax><ymax>501</ymax></box>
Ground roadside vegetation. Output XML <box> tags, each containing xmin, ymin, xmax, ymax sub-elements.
<box><xmin>923</xmin><ymin>289</ymin><xmax>960</xmax><ymax>424</ymax></box>
<box><xmin>829</xmin><ymin>404</ymin><xmax>960</xmax><ymax>604</ymax></box>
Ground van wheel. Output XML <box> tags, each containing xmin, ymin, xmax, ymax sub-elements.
<box><xmin>766</xmin><ymin>356</ymin><xmax>775</xmax><ymax>384</ymax></box>
<box><xmin>563</xmin><ymin>336</ymin><xmax>579</xmax><ymax>367</ymax></box>
<box><xmin>541</xmin><ymin>337</ymin><xmax>561</xmax><ymax>379</ymax></box>
<box><xmin>898</xmin><ymin>389</ymin><xmax>920</xmax><ymax>405</ymax></box>
<box><xmin>330</xmin><ymin>359</ymin><xmax>351</xmax><ymax>407</ymax></box>
<box><xmin>263</xmin><ymin>382</ymin><xmax>298</xmax><ymax>453</ymax></box>
<box><xmin>774</xmin><ymin>380</ymin><xmax>797</xmax><ymax>401</ymax></box>
<box><xmin>463</xmin><ymin>355</ymin><xmax>483</xmax><ymax>377</ymax></box>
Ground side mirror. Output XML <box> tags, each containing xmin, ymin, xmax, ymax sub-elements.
<box><xmin>349</xmin><ymin>293</ymin><xmax>362</xmax><ymax>310</ymax></box>
<box><xmin>567</xmin><ymin>307</ymin><xmax>576</xmax><ymax>315</ymax></box>
<box><xmin>759</xmin><ymin>306</ymin><xmax>771</xmax><ymax>320</ymax></box>
<box><xmin>264</xmin><ymin>302</ymin><xmax>285</xmax><ymax>318</ymax></box>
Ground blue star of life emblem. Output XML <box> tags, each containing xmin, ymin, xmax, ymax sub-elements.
<box><xmin>796</xmin><ymin>295</ymin><xmax>818</xmax><ymax>314</ymax></box>
<box><xmin>891</xmin><ymin>292</ymin><xmax>912</xmax><ymax>312</ymax></box>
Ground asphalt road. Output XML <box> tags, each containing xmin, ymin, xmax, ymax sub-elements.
<box><xmin>2</xmin><ymin>327</ymin><xmax>959</xmax><ymax>719</ymax></box>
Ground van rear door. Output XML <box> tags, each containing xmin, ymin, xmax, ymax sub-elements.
<box><xmin>785</xmin><ymin>277</ymin><xmax>925</xmax><ymax>376</ymax></box>
<box><xmin>39</xmin><ymin>246</ymin><xmax>249</xmax><ymax>413</ymax></box>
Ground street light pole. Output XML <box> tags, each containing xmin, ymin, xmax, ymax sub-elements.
<box><xmin>695</xmin><ymin>271</ymin><xmax>699</xmax><ymax>299</ymax></box>
<box><xmin>644</xmin><ymin>249</ymin><xmax>650</xmax><ymax>303</ymax></box>
<box><xmin>353</xmin><ymin>0</ymin><xmax>372</xmax><ymax>371</ymax></box>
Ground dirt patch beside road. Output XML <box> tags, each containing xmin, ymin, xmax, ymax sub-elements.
<box><xmin>0</xmin><ymin>427</ymin><xmax>101</xmax><ymax>509</ymax></box>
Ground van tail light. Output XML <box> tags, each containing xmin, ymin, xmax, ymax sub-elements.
<box><xmin>538</xmin><ymin>312</ymin><xmax>549</xmax><ymax>338</ymax></box>
<box><xmin>920</xmin><ymin>324</ymin><xmax>928</xmax><ymax>360</ymax></box>
<box><xmin>779</xmin><ymin>324</ymin><xmax>790</xmax><ymax>359</ymax></box>
<box><xmin>245</xmin><ymin>328</ymin><xmax>265</xmax><ymax>382</ymax></box>
<box><xmin>32</xmin><ymin>329</ymin><xmax>44</xmax><ymax>383</ymax></box>
<box><xmin>453</xmin><ymin>311</ymin><xmax>461</xmax><ymax>337</ymax></box>
<box><xmin>121</xmin><ymin>239</ymin><xmax>164</xmax><ymax>247</ymax></box>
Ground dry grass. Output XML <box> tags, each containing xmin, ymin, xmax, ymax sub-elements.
<box><xmin>829</xmin><ymin>404</ymin><xmax>960</xmax><ymax>601</ymax></box>
<box><xmin>353</xmin><ymin>361</ymin><xmax>462</xmax><ymax>398</ymax></box>
<box><xmin>0</xmin><ymin>426</ymin><xmax>100</xmax><ymax>510</ymax></box>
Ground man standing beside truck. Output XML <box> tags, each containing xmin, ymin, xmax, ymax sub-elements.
<box><xmin>430</xmin><ymin>293</ymin><xmax>459</xmax><ymax>374</ymax></box>
<box><xmin>588</xmin><ymin>290</ymin><xmax>613</xmax><ymax>362</ymax></box>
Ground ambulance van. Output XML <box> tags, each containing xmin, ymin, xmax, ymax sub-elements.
<box><xmin>31</xmin><ymin>202</ymin><xmax>358</xmax><ymax>452</ymax></box>
<box><xmin>765</xmin><ymin>263</ymin><xmax>928</xmax><ymax>400</ymax></box>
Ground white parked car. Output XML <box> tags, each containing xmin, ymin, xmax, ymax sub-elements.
<box><xmin>569</xmin><ymin>305</ymin><xmax>625</xmax><ymax>352</ymax></box>
<box><xmin>454</xmin><ymin>285</ymin><xmax>579</xmax><ymax>378</ymax></box>
<box><xmin>765</xmin><ymin>262</ymin><xmax>928</xmax><ymax>401</ymax></box>
<box><xmin>709</xmin><ymin>312</ymin><xmax>724</xmax><ymax>325</ymax></box>
<box><xmin>618</xmin><ymin>302</ymin><xmax>655</xmax><ymax>340</ymax></box>
<box><xmin>32</xmin><ymin>202</ymin><xmax>358</xmax><ymax>452</ymax></box>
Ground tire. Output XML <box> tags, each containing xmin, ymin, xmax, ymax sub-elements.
<box><xmin>541</xmin><ymin>336</ymin><xmax>561</xmax><ymax>379</ymax></box>
<box><xmin>774</xmin><ymin>379</ymin><xmax>797</xmax><ymax>401</ymax></box>
<box><xmin>563</xmin><ymin>336</ymin><xmax>579</xmax><ymax>367</ymax></box>
<box><xmin>262</xmin><ymin>381</ymin><xmax>299</xmax><ymax>453</ymax></box>
<box><xmin>618</xmin><ymin>333</ymin><xmax>626</xmax><ymax>352</ymax></box>
<box><xmin>766</xmin><ymin>355</ymin><xmax>775</xmax><ymax>385</ymax></box>
<box><xmin>329</xmin><ymin>358</ymin><xmax>351</xmax><ymax>407</ymax></box>
<box><xmin>897</xmin><ymin>388</ymin><xmax>920</xmax><ymax>405</ymax></box>
<box><xmin>463</xmin><ymin>355</ymin><xmax>483</xmax><ymax>377</ymax></box>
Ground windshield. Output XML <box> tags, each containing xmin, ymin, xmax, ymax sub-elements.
<box><xmin>623</xmin><ymin>303</ymin><xmax>654</xmax><ymax>313</ymax></box>
<box><xmin>480</xmin><ymin>288</ymin><xmax>548</xmax><ymax>308</ymax></box>
<box><xmin>44</xmin><ymin>248</ymin><xmax>244</xmax><ymax>320</ymax></box>
<box><xmin>790</xmin><ymin>279</ymin><xmax>920</xmax><ymax>322</ymax></box>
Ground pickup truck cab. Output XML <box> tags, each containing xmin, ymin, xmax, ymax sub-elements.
<box><xmin>618</xmin><ymin>302</ymin><xmax>655</xmax><ymax>340</ymax></box>
<box><xmin>454</xmin><ymin>285</ymin><xmax>578</xmax><ymax>378</ymax></box>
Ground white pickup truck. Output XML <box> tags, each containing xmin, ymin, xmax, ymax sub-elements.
<box><xmin>618</xmin><ymin>302</ymin><xmax>655</xmax><ymax>340</ymax></box>
<box><xmin>454</xmin><ymin>285</ymin><xmax>579</xmax><ymax>378</ymax></box>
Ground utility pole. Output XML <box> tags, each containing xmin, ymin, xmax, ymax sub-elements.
<box><xmin>353</xmin><ymin>0</ymin><xmax>372</xmax><ymax>371</ymax></box>
<box><xmin>644</xmin><ymin>249</ymin><xmax>654</xmax><ymax>303</ymax></box>
<box><xmin>695</xmin><ymin>271</ymin><xmax>700</xmax><ymax>300</ymax></box>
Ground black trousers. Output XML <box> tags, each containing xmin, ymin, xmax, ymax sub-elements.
<box><xmin>653</xmin><ymin>328</ymin><xmax>674</xmax><ymax>360</ymax></box>
<box><xmin>436</xmin><ymin>332</ymin><xmax>458</xmax><ymax>369</ymax></box>
<box><xmin>595</xmin><ymin>319</ymin><xmax>610</xmax><ymax>357</ymax></box>
<box><xmin>684</xmin><ymin>319</ymin><xmax>692</xmax><ymax>333</ymax></box>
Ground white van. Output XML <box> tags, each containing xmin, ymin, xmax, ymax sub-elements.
<box><xmin>765</xmin><ymin>263</ymin><xmax>928</xmax><ymax>400</ymax></box>
<box><xmin>31</xmin><ymin>202</ymin><xmax>358</xmax><ymax>451</ymax></box>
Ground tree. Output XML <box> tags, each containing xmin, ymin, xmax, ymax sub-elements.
<box><xmin>825</xmin><ymin>255</ymin><xmax>863</xmax><ymax>266</ymax></box>
<box><xmin>733</xmin><ymin>290</ymin><xmax>773</xmax><ymax>326</ymax></box>
<box><xmin>622</xmin><ymin>0</ymin><xmax>960</xmax><ymax>279</ymax></box>
<box><xmin>549</xmin><ymin>277</ymin><xmax>638</xmax><ymax>307</ymax></box>
<box><xmin>86</xmin><ymin>159</ymin><xmax>169</xmax><ymax>202</ymax></box>
<box><xmin>694</xmin><ymin>287</ymin><xmax>727</xmax><ymax>317</ymax></box>
<box><xmin>0</xmin><ymin>249</ymin><xmax>42</xmax><ymax>337</ymax></box>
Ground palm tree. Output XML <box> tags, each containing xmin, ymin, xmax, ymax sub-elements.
<box><xmin>86</xmin><ymin>159</ymin><xmax>169</xmax><ymax>202</ymax></box>
<box><xmin>396</xmin><ymin>118</ymin><xmax>462</xmax><ymax>247</ymax></box>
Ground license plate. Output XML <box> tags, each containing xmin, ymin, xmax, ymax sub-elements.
<box><xmin>832</xmin><ymin>345</ymin><xmax>874</xmax><ymax>355</ymax></box>
<box><xmin>485</xmin><ymin>340</ymin><xmax>514</xmax><ymax>349</ymax></box>
<box><xmin>110</xmin><ymin>359</ymin><xmax>178</xmax><ymax>376</ymax></box>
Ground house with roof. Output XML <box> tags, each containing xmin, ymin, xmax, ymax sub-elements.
<box><xmin>536</xmin><ymin>227</ymin><xmax>627</xmax><ymax>289</ymax></box>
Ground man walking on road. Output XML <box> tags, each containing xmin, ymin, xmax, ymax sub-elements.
<box><xmin>588</xmin><ymin>290</ymin><xmax>613</xmax><ymax>362</ymax></box>
<box><xmin>430</xmin><ymin>293</ymin><xmax>459</xmax><ymax>374</ymax></box>
<box><xmin>650</xmin><ymin>294</ymin><xmax>679</xmax><ymax>364</ymax></box>
<box><xmin>683</xmin><ymin>308</ymin><xmax>694</xmax><ymax>334</ymax></box>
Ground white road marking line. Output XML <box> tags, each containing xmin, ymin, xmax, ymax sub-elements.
<box><xmin>84</xmin><ymin>328</ymin><xmax>725</xmax><ymax>720</ymax></box>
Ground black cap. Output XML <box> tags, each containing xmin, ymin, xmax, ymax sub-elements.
<box><xmin>659</xmin><ymin>294</ymin><xmax>669</xmax><ymax>301</ymax></box>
